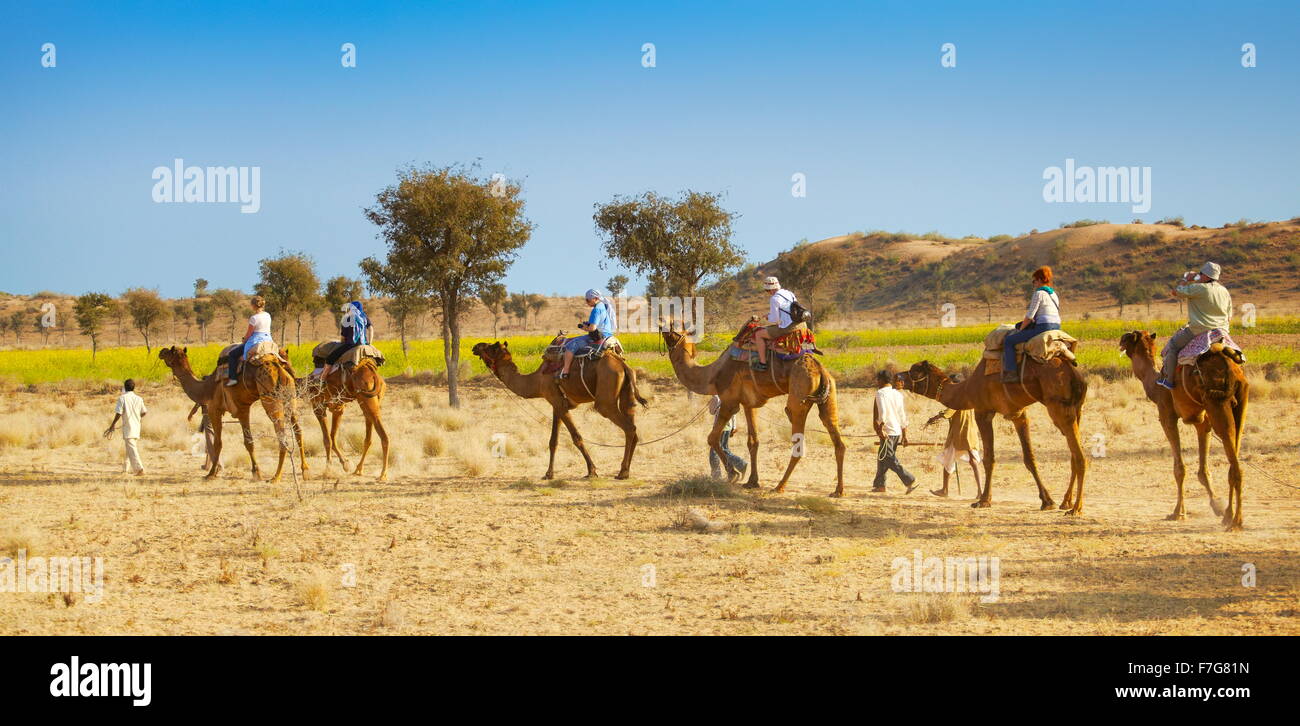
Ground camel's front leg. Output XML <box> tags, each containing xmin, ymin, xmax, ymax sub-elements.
<box><xmin>1211</xmin><ymin>399</ymin><xmax>1245</xmax><ymax>531</ymax></box>
<box><xmin>329</xmin><ymin>407</ymin><xmax>349</xmax><ymax>471</ymax></box>
<box><xmin>1050</xmin><ymin>410</ymin><xmax>1088</xmax><ymax>516</ymax></box>
<box><xmin>354</xmin><ymin>416</ymin><xmax>373</xmax><ymax>476</ymax></box>
<box><xmin>1193</xmin><ymin>419</ymin><xmax>1224</xmax><ymax>516</ymax></box>
<box><xmin>743</xmin><ymin>405</ymin><xmax>760</xmax><ymax>487</ymax></box>
<box><xmin>362</xmin><ymin>397</ymin><xmax>389</xmax><ymax>482</ymax></box>
<box><xmin>772</xmin><ymin>402</ymin><xmax>811</xmax><ymax>494</ymax></box>
<box><xmin>708</xmin><ymin>400</ymin><xmax>744</xmax><ymax>486</ymax></box>
<box><xmin>206</xmin><ymin>408</ymin><xmax>226</xmax><ymax>480</ymax></box>
<box><xmin>973</xmin><ymin>410</ymin><xmax>996</xmax><ymax>508</ymax></box>
<box><xmin>543</xmin><ymin>413</ymin><xmax>560</xmax><ymax>480</ymax></box>
<box><xmin>1009</xmin><ymin>414</ymin><xmax>1053</xmax><ymax>510</ymax></box>
<box><xmin>817</xmin><ymin>385</ymin><xmax>847</xmax><ymax>497</ymax></box>
<box><xmin>1161</xmin><ymin>412</ymin><xmax>1188</xmax><ymax>520</ymax></box>
<box><xmin>313</xmin><ymin>404</ymin><xmax>333</xmax><ymax>469</ymax></box>
<box><xmin>558</xmin><ymin>410</ymin><xmax>597</xmax><ymax>478</ymax></box>
<box><xmin>236</xmin><ymin>409</ymin><xmax>260</xmax><ymax>480</ymax></box>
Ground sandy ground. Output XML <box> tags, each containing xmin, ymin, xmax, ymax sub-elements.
<box><xmin>1</xmin><ymin>374</ymin><xmax>1297</xmax><ymax>635</ymax></box>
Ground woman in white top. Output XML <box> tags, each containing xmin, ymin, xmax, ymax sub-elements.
<box><xmin>226</xmin><ymin>295</ymin><xmax>274</xmax><ymax>386</ymax></box>
<box><xmin>1002</xmin><ymin>266</ymin><xmax>1061</xmax><ymax>383</ymax></box>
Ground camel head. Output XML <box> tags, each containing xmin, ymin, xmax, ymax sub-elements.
<box><xmin>659</xmin><ymin>328</ymin><xmax>696</xmax><ymax>357</ymax></box>
<box><xmin>158</xmin><ymin>345</ymin><xmax>190</xmax><ymax>370</ymax></box>
<box><xmin>1118</xmin><ymin>330</ymin><xmax>1157</xmax><ymax>360</ymax></box>
<box><xmin>899</xmin><ymin>360</ymin><xmax>949</xmax><ymax>399</ymax></box>
<box><xmin>471</xmin><ymin>341</ymin><xmax>512</xmax><ymax>372</ymax></box>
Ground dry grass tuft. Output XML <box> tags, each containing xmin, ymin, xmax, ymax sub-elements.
<box><xmin>715</xmin><ymin>525</ymin><xmax>765</xmax><ymax>556</ymax></box>
<box><xmin>422</xmin><ymin>432</ymin><xmax>446</xmax><ymax>457</ymax></box>
<box><xmin>1</xmin><ymin>525</ymin><xmax>42</xmax><ymax>557</ymax></box>
<box><xmin>658</xmin><ymin>475</ymin><xmax>738</xmax><ymax>499</ymax></box>
<box><xmin>892</xmin><ymin>593</ymin><xmax>972</xmax><ymax>624</ymax></box>
<box><xmin>294</xmin><ymin>570</ymin><xmax>332</xmax><ymax>612</ymax></box>
<box><xmin>794</xmin><ymin>495</ymin><xmax>838</xmax><ymax>514</ymax></box>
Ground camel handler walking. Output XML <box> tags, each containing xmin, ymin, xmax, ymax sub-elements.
<box><xmin>924</xmin><ymin>408</ymin><xmax>982</xmax><ymax>499</ymax></box>
<box><xmin>1157</xmin><ymin>261</ymin><xmax>1232</xmax><ymax>390</ymax></box>
<box><xmin>872</xmin><ymin>370</ymin><xmax>918</xmax><ymax>493</ymax></box>
<box><xmin>104</xmin><ymin>378</ymin><xmax>148</xmax><ymax>476</ymax></box>
<box><xmin>707</xmin><ymin>394</ymin><xmax>747</xmax><ymax>479</ymax></box>
<box><xmin>751</xmin><ymin>276</ymin><xmax>804</xmax><ymax>372</ymax></box>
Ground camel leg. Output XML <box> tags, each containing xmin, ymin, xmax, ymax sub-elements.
<box><xmin>1160</xmin><ymin>411</ymin><xmax>1188</xmax><ymax>520</ymax></box>
<box><xmin>543</xmin><ymin>413</ymin><xmax>560</xmax><ymax>480</ymax></box>
<box><xmin>314</xmin><ymin>404</ymin><xmax>333</xmax><ymax>469</ymax></box>
<box><xmin>1193</xmin><ymin>419</ymin><xmax>1224</xmax><ymax>516</ymax></box>
<box><xmin>289</xmin><ymin>408</ymin><xmax>307</xmax><ymax>477</ymax></box>
<box><xmin>236</xmin><ymin>409</ymin><xmax>260</xmax><ymax>480</ymax></box>
<box><xmin>206</xmin><ymin>407</ymin><xmax>226</xmax><ymax>480</ymax></box>
<box><xmin>594</xmin><ymin>398</ymin><xmax>637</xmax><ymax>481</ymax></box>
<box><xmin>1051</xmin><ymin>409</ymin><xmax>1088</xmax><ymax>516</ymax></box>
<box><xmin>742</xmin><ymin>405</ymin><xmax>760</xmax><ymax>487</ymax></box>
<box><xmin>1212</xmin><ymin>394</ymin><xmax>1246</xmax><ymax>531</ymax></box>
<box><xmin>973</xmin><ymin>410</ymin><xmax>996</xmax><ymax>508</ymax></box>
<box><xmin>359</xmin><ymin>396</ymin><xmax>389</xmax><ymax>481</ymax></box>
<box><xmin>329</xmin><ymin>408</ymin><xmax>348</xmax><ymax>470</ymax></box>
<box><xmin>354</xmin><ymin>415</ymin><xmax>373</xmax><ymax>476</ymax></box>
<box><xmin>817</xmin><ymin>386</ymin><xmax>847</xmax><ymax>497</ymax></box>
<box><xmin>772</xmin><ymin>401</ymin><xmax>812</xmax><ymax>494</ymax></box>
<box><xmin>1006</xmin><ymin>414</ymin><xmax>1052</xmax><ymax>510</ymax></box>
<box><xmin>558</xmin><ymin>410</ymin><xmax>598</xmax><ymax>478</ymax></box>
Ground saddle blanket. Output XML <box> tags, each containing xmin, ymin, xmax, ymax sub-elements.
<box><xmin>311</xmin><ymin>341</ymin><xmax>385</xmax><ymax>369</ymax></box>
<box><xmin>1169</xmin><ymin>329</ymin><xmax>1243</xmax><ymax>367</ymax></box>
<box><xmin>983</xmin><ymin>324</ymin><xmax>1078</xmax><ymax>363</ymax></box>
<box><xmin>216</xmin><ymin>341</ymin><xmax>281</xmax><ymax>380</ymax></box>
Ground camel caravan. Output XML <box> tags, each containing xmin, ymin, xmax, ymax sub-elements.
<box><xmin>160</xmin><ymin>261</ymin><xmax>1249</xmax><ymax>531</ymax></box>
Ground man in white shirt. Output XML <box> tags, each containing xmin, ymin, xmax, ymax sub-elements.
<box><xmin>751</xmin><ymin>276</ymin><xmax>802</xmax><ymax>372</ymax></box>
<box><xmin>104</xmin><ymin>379</ymin><xmax>148</xmax><ymax>475</ymax></box>
<box><xmin>707</xmin><ymin>394</ymin><xmax>747</xmax><ymax>479</ymax></box>
<box><xmin>872</xmin><ymin>370</ymin><xmax>917</xmax><ymax>493</ymax></box>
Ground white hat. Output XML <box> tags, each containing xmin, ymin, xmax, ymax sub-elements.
<box><xmin>1200</xmin><ymin>261</ymin><xmax>1221</xmax><ymax>280</ymax></box>
<box><xmin>763</xmin><ymin>276</ymin><xmax>780</xmax><ymax>290</ymax></box>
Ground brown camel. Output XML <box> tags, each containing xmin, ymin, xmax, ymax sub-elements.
<box><xmin>659</xmin><ymin>328</ymin><xmax>846</xmax><ymax>496</ymax></box>
<box><xmin>898</xmin><ymin>354</ymin><xmax>1088</xmax><ymax>513</ymax></box>
<box><xmin>471</xmin><ymin>341</ymin><xmax>646</xmax><ymax>479</ymax></box>
<box><xmin>158</xmin><ymin>346</ymin><xmax>307</xmax><ymax>482</ymax></box>
<box><xmin>304</xmin><ymin>356</ymin><xmax>390</xmax><ymax>481</ymax></box>
<box><xmin>1119</xmin><ymin>331</ymin><xmax>1246</xmax><ymax>529</ymax></box>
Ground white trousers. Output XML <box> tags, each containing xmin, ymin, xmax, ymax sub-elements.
<box><xmin>123</xmin><ymin>437</ymin><xmax>144</xmax><ymax>474</ymax></box>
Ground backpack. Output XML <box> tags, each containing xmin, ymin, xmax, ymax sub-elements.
<box><xmin>788</xmin><ymin>299</ymin><xmax>812</xmax><ymax>325</ymax></box>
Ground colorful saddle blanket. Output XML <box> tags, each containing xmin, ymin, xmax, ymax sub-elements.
<box><xmin>1170</xmin><ymin>329</ymin><xmax>1243</xmax><ymax>367</ymax></box>
<box><xmin>311</xmin><ymin>341</ymin><xmax>385</xmax><ymax>369</ymax></box>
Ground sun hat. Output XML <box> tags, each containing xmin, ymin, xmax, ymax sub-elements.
<box><xmin>763</xmin><ymin>277</ymin><xmax>780</xmax><ymax>291</ymax></box>
<box><xmin>1200</xmin><ymin>261</ymin><xmax>1221</xmax><ymax>280</ymax></box>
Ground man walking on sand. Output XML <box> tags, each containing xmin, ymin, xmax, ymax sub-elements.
<box><xmin>104</xmin><ymin>379</ymin><xmax>147</xmax><ymax>476</ymax></box>
<box><xmin>872</xmin><ymin>370</ymin><xmax>917</xmax><ymax>493</ymax></box>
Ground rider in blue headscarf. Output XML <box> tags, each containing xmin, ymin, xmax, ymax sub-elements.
<box><xmin>322</xmin><ymin>301</ymin><xmax>372</xmax><ymax>379</ymax></box>
<box><xmin>557</xmin><ymin>289</ymin><xmax>616</xmax><ymax>379</ymax></box>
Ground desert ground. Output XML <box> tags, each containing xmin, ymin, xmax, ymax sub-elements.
<box><xmin>1</xmin><ymin>365</ymin><xmax>1297</xmax><ymax>635</ymax></box>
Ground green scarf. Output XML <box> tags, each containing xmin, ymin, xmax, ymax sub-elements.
<box><xmin>1036</xmin><ymin>286</ymin><xmax>1055</xmax><ymax>295</ymax></box>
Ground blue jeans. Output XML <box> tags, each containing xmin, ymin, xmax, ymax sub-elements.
<box><xmin>872</xmin><ymin>435</ymin><xmax>914</xmax><ymax>489</ymax></box>
<box><xmin>709</xmin><ymin>428</ymin><xmax>747</xmax><ymax>477</ymax></box>
<box><xmin>1003</xmin><ymin>322</ymin><xmax>1060</xmax><ymax>374</ymax></box>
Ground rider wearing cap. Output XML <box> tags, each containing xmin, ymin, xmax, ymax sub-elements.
<box><xmin>751</xmin><ymin>276</ymin><xmax>801</xmax><ymax>372</ymax></box>
<box><xmin>557</xmin><ymin>288</ymin><xmax>616</xmax><ymax>379</ymax></box>
<box><xmin>1157</xmin><ymin>261</ymin><xmax>1233</xmax><ymax>390</ymax></box>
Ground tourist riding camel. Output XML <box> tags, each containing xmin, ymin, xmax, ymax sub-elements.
<box><xmin>1002</xmin><ymin>266</ymin><xmax>1061</xmax><ymax>383</ymax></box>
<box><xmin>1157</xmin><ymin>261</ymin><xmax>1233</xmax><ymax>390</ymax></box>
<box><xmin>320</xmin><ymin>300</ymin><xmax>372</xmax><ymax>380</ymax></box>
<box><xmin>557</xmin><ymin>288</ymin><xmax>616</xmax><ymax>379</ymax></box>
<box><xmin>751</xmin><ymin>276</ymin><xmax>804</xmax><ymax>372</ymax></box>
<box><xmin>226</xmin><ymin>295</ymin><xmax>275</xmax><ymax>387</ymax></box>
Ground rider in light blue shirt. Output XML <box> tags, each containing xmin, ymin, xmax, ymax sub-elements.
<box><xmin>557</xmin><ymin>289</ymin><xmax>616</xmax><ymax>379</ymax></box>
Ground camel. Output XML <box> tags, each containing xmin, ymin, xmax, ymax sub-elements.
<box><xmin>304</xmin><ymin>355</ymin><xmax>390</xmax><ymax>481</ymax></box>
<box><xmin>158</xmin><ymin>346</ymin><xmax>307</xmax><ymax>482</ymax></box>
<box><xmin>659</xmin><ymin>328</ymin><xmax>846</xmax><ymax>496</ymax></box>
<box><xmin>1119</xmin><ymin>330</ymin><xmax>1246</xmax><ymax>530</ymax></box>
<box><xmin>470</xmin><ymin>341</ymin><xmax>646</xmax><ymax>480</ymax></box>
<box><xmin>898</xmin><ymin>353</ymin><xmax>1089</xmax><ymax>514</ymax></box>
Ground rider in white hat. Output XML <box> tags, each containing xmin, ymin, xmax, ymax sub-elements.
<box><xmin>1158</xmin><ymin>261</ymin><xmax>1232</xmax><ymax>389</ymax></box>
<box><xmin>751</xmin><ymin>276</ymin><xmax>800</xmax><ymax>371</ymax></box>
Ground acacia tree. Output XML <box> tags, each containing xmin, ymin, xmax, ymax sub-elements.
<box><xmin>527</xmin><ymin>294</ymin><xmax>547</xmax><ymax>328</ymax></box>
<box><xmin>210</xmin><ymin>288</ymin><xmax>246</xmax><ymax>341</ymax></box>
<box><xmin>74</xmin><ymin>292</ymin><xmax>113</xmax><ymax>359</ymax></box>
<box><xmin>506</xmin><ymin>292</ymin><xmax>530</xmax><ymax>328</ymax></box>
<box><xmin>323</xmin><ymin>275</ymin><xmax>365</xmax><ymax>327</ymax></box>
<box><xmin>123</xmin><ymin>288</ymin><xmax>170</xmax><ymax>353</ymax></box>
<box><xmin>172</xmin><ymin>301</ymin><xmax>193</xmax><ymax>342</ymax></box>
<box><xmin>606</xmin><ymin>275</ymin><xmax>628</xmax><ymax>296</ymax></box>
<box><xmin>974</xmin><ymin>284</ymin><xmax>999</xmax><ymax>322</ymax></box>
<box><xmin>364</xmin><ymin>164</ymin><xmax>533</xmax><ymax>407</ymax></box>
<box><xmin>593</xmin><ymin>190</ymin><xmax>744</xmax><ymax>298</ymax></box>
<box><xmin>193</xmin><ymin>299</ymin><xmax>214</xmax><ymax>344</ymax></box>
<box><xmin>256</xmin><ymin>251</ymin><xmax>321</xmax><ymax>346</ymax></box>
<box><xmin>479</xmin><ymin>283</ymin><xmax>507</xmax><ymax>338</ymax></box>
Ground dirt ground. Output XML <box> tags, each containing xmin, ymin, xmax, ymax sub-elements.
<box><xmin>1</xmin><ymin>374</ymin><xmax>1297</xmax><ymax>635</ymax></box>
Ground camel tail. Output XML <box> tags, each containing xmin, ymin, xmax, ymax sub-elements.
<box><xmin>355</xmin><ymin>359</ymin><xmax>383</xmax><ymax>398</ymax></box>
<box><xmin>616</xmin><ymin>356</ymin><xmax>648</xmax><ymax>409</ymax></box>
<box><xmin>1230</xmin><ymin>376</ymin><xmax>1248</xmax><ymax>455</ymax></box>
<box><xmin>803</xmin><ymin>356</ymin><xmax>832</xmax><ymax>404</ymax></box>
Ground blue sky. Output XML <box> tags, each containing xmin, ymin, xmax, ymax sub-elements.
<box><xmin>2</xmin><ymin>0</ymin><xmax>1297</xmax><ymax>298</ymax></box>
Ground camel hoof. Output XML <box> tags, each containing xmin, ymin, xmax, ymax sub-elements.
<box><xmin>614</xmin><ymin>472</ymin><xmax>630</xmax><ymax>480</ymax></box>
<box><xmin>828</xmin><ymin>490</ymin><xmax>843</xmax><ymax>499</ymax></box>
<box><xmin>1064</xmin><ymin>508</ymin><xmax>1083</xmax><ymax>517</ymax></box>
<box><xmin>1209</xmin><ymin>498</ymin><xmax>1226</xmax><ymax>517</ymax></box>
<box><xmin>377</xmin><ymin>474</ymin><xmax>388</xmax><ymax>482</ymax></box>
<box><xmin>1041</xmin><ymin>501</ymin><xmax>1057</xmax><ymax>511</ymax></box>
<box><xmin>741</xmin><ymin>482</ymin><xmax>761</xmax><ymax>490</ymax></box>
<box><xmin>1166</xmin><ymin>511</ymin><xmax>1187</xmax><ymax>521</ymax></box>
<box><xmin>542</xmin><ymin>473</ymin><xmax>554</xmax><ymax>480</ymax></box>
<box><xmin>1224</xmin><ymin>522</ymin><xmax>1243</xmax><ymax>532</ymax></box>
<box><xmin>772</xmin><ymin>485</ymin><xmax>787</xmax><ymax>494</ymax></box>
<box><xmin>971</xmin><ymin>500</ymin><xmax>991</xmax><ymax>509</ymax></box>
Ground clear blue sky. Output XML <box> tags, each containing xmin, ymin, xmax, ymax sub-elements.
<box><xmin>3</xmin><ymin>0</ymin><xmax>1297</xmax><ymax>298</ymax></box>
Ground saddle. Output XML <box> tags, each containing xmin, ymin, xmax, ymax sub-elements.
<box><xmin>311</xmin><ymin>341</ymin><xmax>386</xmax><ymax>370</ymax></box>
<box><xmin>982</xmin><ymin>324</ymin><xmax>1078</xmax><ymax>376</ymax></box>
<box><xmin>732</xmin><ymin>317</ymin><xmax>820</xmax><ymax>358</ymax></box>
<box><xmin>216</xmin><ymin>341</ymin><xmax>291</xmax><ymax>382</ymax></box>
<box><xmin>1170</xmin><ymin>329</ymin><xmax>1244</xmax><ymax>367</ymax></box>
<box><xmin>541</xmin><ymin>333</ymin><xmax>623</xmax><ymax>375</ymax></box>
